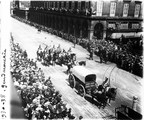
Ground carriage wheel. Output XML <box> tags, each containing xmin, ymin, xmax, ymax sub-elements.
<box><xmin>78</xmin><ymin>84</ymin><xmax>86</xmax><ymax>97</ymax></box>
<box><xmin>68</xmin><ymin>74</ymin><xmax>75</xmax><ymax>88</ymax></box>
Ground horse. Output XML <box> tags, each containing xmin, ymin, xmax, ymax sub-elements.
<box><xmin>91</xmin><ymin>85</ymin><xmax>117</xmax><ymax>108</ymax></box>
<box><xmin>106</xmin><ymin>87</ymin><xmax>117</xmax><ymax>104</ymax></box>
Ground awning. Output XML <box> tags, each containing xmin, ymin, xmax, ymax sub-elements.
<box><xmin>111</xmin><ymin>32</ymin><xmax>142</xmax><ymax>39</ymax></box>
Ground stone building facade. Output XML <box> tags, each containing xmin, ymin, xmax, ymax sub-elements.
<box><xmin>13</xmin><ymin>0</ymin><xmax>143</xmax><ymax>42</ymax></box>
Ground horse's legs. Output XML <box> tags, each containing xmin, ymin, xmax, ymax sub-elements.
<box><xmin>108</xmin><ymin>98</ymin><xmax>111</xmax><ymax>104</ymax></box>
<box><xmin>91</xmin><ymin>96</ymin><xmax>94</xmax><ymax>104</ymax></box>
<box><xmin>106</xmin><ymin>98</ymin><xmax>111</xmax><ymax>106</ymax></box>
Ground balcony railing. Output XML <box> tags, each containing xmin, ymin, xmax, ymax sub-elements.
<box><xmin>29</xmin><ymin>7</ymin><xmax>92</xmax><ymax>17</ymax></box>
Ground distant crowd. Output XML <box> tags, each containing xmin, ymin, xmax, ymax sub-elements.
<box><xmin>10</xmin><ymin>37</ymin><xmax>76</xmax><ymax>119</ymax></box>
<box><xmin>80</xmin><ymin>38</ymin><xmax>143</xmax><ymax>77</ymax></box>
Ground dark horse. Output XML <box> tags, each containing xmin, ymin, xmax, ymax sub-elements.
<box><xmin>91</xmin><ymin>85</ymin><xmax>117</xmax><ymax>108</ymax></box>
<box><xmin>106</xmin><ymin>87</ymin><xmax>117</xmax><ymax>102</ymax></box>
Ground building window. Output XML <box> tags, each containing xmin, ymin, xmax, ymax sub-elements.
<box><xmin>66</xmin><ymin>1</ymin><xmax>69</xmax><ymax>9</ymax></box>
<box><xmin>48</xmin><ymin>2</ymin><xmax>50</xmax><ymax>8</ymax></box>
<box><xmin>59</xmin><ymin>2</ymin><xmax>61</xmax><ymax>9</ymax></box>
<box><xmin>108</xmin><ymin>23</ymin><xmax>116</xmax><ymax>29</ymax></box>
<box><xmin>74</xmin><ymin>1</ymin><xmax>78</xmax><ymax>9</ymax></box>
<box><xmin>44</xmin><ymin>2</ymin><xmax>45</xmax><ymax>9</ymax></box>
<box><xmin>47</xmin><ymin>2</ymin><xmax>49</xmax><ymax>8</ymax></box>
<box><xmin>53</xmin><ymin>2</ymin><xmax>55</xmax><ymax>8</ymax></box>
<box><xmin>78</xmin><ymin>1</ymin><xmax>81</xmax><ymax>10</ymax></box>
<box><xmin>55</xmin><ymin>2</ymin><xmax>57</xmax><ymax>9</ymax></box>
<box><xmin>64</xmin><ymin>2</ymin><xmax>66</xmax><ymax>8</ymax></box>
<box><xmin>123</xmin><ymin>3</ymin><xmax>129</xmax><ymax>17</ymax></box>
<box><xmin>81</xmin><ymin>1</ymin><xmax>85</xmax><ymax>11</ymax></box>
<box><xmin>85</xmin><ymin>1</ymin><xmax>89</xmax><ymax>9</ymax></box>
<box><xmin>120</xmin><ymin>22</ymin><xmax>128</xmax><ymax>29</ymax></box>
<box><xmin>72</xmin><ymin>1</ymin><xmax>74</xmax><ymax>9</ymax></box>
<box><xmin>69</xmin><ymin>2</ymin><xmax>72</xmax><ymax>9</ymax></box>
<box><xmin>110</xmin><ymin>2</ymin><xmax>116</xmax><ymax>17</ymax></box>
<box><xmin>51</xmin><ymin>2</ymin><xmax>53</xmax><ymax>8</ymax></box>
<box><xmin>61</xmin><ymin>1</ymin><xmax>64</xmax><ymax>8</ymax></box>
<box><xmin>96</xmin><ymin>1</ymin><xmax>103</xmax><ymax>16</ymax></box>
<box><xmin>45</xmin><ymin>2</ymin><xmax>47</xmax><ymax>9</ymax></box>
<box><xmin>57</xmin><ymin>2</ymin><xmax>59</xmax><ymax>9</ymax></box>
<box><xmin>134</xmin><ymin>4</ymin><xmax>140</xmax><ymax>17</ymax></box>
<box><xmin>132</xmin><ymin>23</ymin><xmax>140</xmax><ymax>29</ymax></box>
<box><xmin>49</xmin><ymin>2</ymin><xmax>52</xmax><ymax>8</ymax></box>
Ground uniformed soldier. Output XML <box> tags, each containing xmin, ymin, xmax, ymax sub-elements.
<box><xmin>66</xmin><ymin>60</ymin><xmax>72</xmax><ymax>74</ymax></box>
<box><xmin>89</xmin><ymin>48</ymin><xmax>94</xmax><ymax>60</ymax></box>
<box><xmin>99</xmin><ymin>46</ymin><xmax>103</xmax><ymax>63</ymax></box>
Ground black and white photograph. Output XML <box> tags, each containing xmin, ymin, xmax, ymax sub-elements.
<box><xmin>0</xmin><ymin>0</ymin><xmax>143</xmax><ymax>119</ymax></box>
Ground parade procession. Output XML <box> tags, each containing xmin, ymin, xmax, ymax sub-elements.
<box><xmin>8</xmin><ymin>0</ymin><xmax>143</xmax><ymax>119</ymax></box>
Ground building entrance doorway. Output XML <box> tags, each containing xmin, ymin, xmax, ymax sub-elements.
<box><xmin>94</xmin><ymin>23</ymin><xmax>103</xmax><ymax>39</ymax></box>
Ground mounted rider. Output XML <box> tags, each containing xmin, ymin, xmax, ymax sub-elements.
<box><xmin>66</xmin><ymin>59</ymin><xmax>73</xmax><ymax>74</ymax></box>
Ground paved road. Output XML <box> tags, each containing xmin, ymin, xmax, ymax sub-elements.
<box><xmin>11</xmin><ymin>17</ymin><xmax>142</xmax><ymax>119</ymax></box>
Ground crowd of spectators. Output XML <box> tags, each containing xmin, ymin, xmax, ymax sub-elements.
<box><xmin>85</xmin><ymin>38</ymin><xmax>143</xmax><ymax>77</ymax></box>
<box><xmin>10</xmin><ymin>38</ymin><xmax>76</xmax><ymax>119</ymax></box>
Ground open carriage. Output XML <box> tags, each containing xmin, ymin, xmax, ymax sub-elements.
<box><xmin>68</xmin><ymin>66</ymin><xmax>117</xmax><ymax>108</ymax></box>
